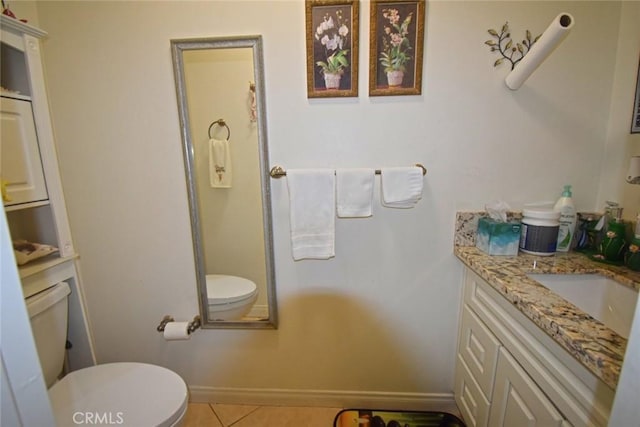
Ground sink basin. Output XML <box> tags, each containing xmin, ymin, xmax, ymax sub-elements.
<box><xmin>527</xmin><ymin>273</ymin><xmax>638</xmax><ymax>338</ymax></box>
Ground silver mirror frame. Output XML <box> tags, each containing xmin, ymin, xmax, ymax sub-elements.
<box><xmin>171</xmin><ymin>35</ymin><xmax>277</xmax><ymax>329</ymax></box>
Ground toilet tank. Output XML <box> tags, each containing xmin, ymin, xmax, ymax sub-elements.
<box><xmin>25</xmin><ymin>282</ymin><xmax>71</xmax><ymax>388</ymax></box>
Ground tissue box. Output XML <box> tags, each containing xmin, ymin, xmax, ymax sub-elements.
<box><xmin>476</xmin><ymin>217</ymin><xmax>521</xmax><ymax>255</ymax></box>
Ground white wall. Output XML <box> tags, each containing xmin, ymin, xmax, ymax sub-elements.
<box><xmin>26</xmin><ymin>0</ymin><xmax>637</xmax><ymax>403</ymax></box>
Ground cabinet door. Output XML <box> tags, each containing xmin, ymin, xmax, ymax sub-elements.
<box><xmin>455</xmin><ymin>354</ymin><xmax>491</xmax><ymax>427</ymax></box>
<box><xmin>489</xmin><ymin>348</ymin><xmax>566</xmax><ymax>427</ymax></box>
<box><xmin>459</xmin><ymin>304</ymin><xmax>501</xmax><ymax>400</ymax></box>
<box><xmin>1</xmin><ymin>96</ymin><xmax>48</xmax><ymax>206</ymax></box>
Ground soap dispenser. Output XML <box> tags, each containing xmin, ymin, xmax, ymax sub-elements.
<box><xmin>554</xmin><ymin>185</ymin><xmax>577</xmax><ymax>252</ymax></box>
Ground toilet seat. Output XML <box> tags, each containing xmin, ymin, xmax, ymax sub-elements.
<box><xmin>206</xmin><ymin>274</ymin><xmax>258</xmax><ymax>305</ymax></box>
<box><xmin>49</xmin><ymin>362</ymin><xmax>188</xmax><ymax>427</ymax></box>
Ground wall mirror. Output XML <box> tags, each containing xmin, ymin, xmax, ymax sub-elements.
<box><xmin>171</xmin><ymin>35</ymin><xmax>277</xmax><ymax>329</ymax></box>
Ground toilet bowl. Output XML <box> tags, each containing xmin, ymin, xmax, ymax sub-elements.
<box><xmin>25</xmin><ymin>282</ymin><xmax>188</xmax><ymax>427</ymax></box>
<box><xmin>206</xmin><ymin>274</ymin><xmax>258</xmax><ymax>320</ymax></box>
<box><xmin>49</xmin><ymin>362</ymin><xmax>187</xmax><ymax>427</ymax></box>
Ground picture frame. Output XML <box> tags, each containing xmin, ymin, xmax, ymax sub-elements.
<box><xmin>305</xmin><ymin>0</ymin><xmax>359</xmax><ymax>98</ymax></box>
<box><xmin>369</xmin><ymin>0</ymin><xmax>425</xmax><ymax>96</ymax></box>
<box><xmin>632</xmin><ymin>57</ymin><xmax>640</xmax><ymax>134</ymax></box>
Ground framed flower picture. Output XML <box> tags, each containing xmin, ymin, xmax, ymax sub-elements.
<box><xmin>305</xmin><ymin>0</ymin><xmax>359</xmax><ymax>98</ymax></box>
<box><xmin>369</xmin><ymin>0</ymin><xmax>425</xmax><ymax>96</ymax></box>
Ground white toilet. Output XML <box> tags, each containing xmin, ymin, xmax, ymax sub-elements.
<box><xmin>206</xmin><ymin>274</ymin><xmax>258</xmax><ymax>320</ymax></box>
<box><xmin>26</xmin><ymin>282</ymin><xmax>188</xmax><ymax>427</ymax></box>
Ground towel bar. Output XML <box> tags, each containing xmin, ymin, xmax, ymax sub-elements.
<box><xmin>269</xmin><ymin>164</ymin><xmax>427</xmax><ymax>179</ymax></box>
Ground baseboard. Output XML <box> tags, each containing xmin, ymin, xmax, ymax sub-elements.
<box><xmin>189</xmin><ymin>386</ymin><xmax>458</xmax><ymax>414</ymax></box>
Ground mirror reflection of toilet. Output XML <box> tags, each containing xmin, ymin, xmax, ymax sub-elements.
<box><xmin>206</xmin><ymin>274</ymin><xmax>258</xmax><ymax>321</ymax></box>
<box><xmin>26</xmin><ymin>282</ymin><xmax>189</xmax><ymax>427</ymax></box>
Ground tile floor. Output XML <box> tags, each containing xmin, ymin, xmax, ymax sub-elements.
<box><xmin>182</xmin><ymin>403</ymin><xmax>342</xmax><ymax>427</ymax></box>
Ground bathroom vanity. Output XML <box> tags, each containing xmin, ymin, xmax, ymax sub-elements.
<box><xmin>453</xmin><ymin>244</ymin><xmax>639</xmax><ymax>427</ymax></box>
<box><xmin>1</xmin><ymin>16</ymin><xmax>95</xmax><ymax>370</ymax></box>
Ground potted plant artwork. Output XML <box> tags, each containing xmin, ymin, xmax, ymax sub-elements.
<box><xmin>378</xmin><ymin>7</ymin><xmax>413</xmax><ymax>87</ymax></box>
<box><xmin>306</xmin><ymin>0</ymin><xmax>359</xmax><ymax>98</ymax></box>
<box><xmin>369</xmin><ymin>0</ymin><xmax>424</xmax><ymax>96</ymax></box>
<box><xmin>314</xmin><ymin>8</ymin><xmax>350</xmax><ymax>90</ymax></box>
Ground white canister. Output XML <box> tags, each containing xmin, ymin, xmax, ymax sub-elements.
<box><xmin>519</xmin><ymin>207</ymin><xmax>560</xmax><ymax>256</ymax></box>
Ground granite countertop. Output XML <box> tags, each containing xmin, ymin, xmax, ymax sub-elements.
<box><xmin>454</xmin><ymin>246</ymin><xmax>640</xmax><ymax>390</ymax></box>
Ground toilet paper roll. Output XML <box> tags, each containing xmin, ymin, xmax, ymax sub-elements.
<box><xmin>163</xmin><ymin>322</ymin><xmax>191</xmax><ymax>341</ymax></box>
<box><xmin>505</xmin><ymin>13</ymin><xmax>574</xmax><ymax>90</ymax></box>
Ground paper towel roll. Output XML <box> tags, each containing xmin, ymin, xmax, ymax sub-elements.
<box><xmin>163</xmin><ymin>322</ymin><xmax>191</xmax><ymax>341</ymax></box>
<box><xmin>505</xmin><ymin>13</ymin><xmax>574</xmax><ymax>90</ymax></box>
<box><xmin>627</xmin><ymin>156</ymin><xmax>640</xmax><ymax>184</ymax></box>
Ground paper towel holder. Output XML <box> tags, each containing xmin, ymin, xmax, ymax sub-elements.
<box><xmin>486</xmin><ymin>13</ymin><xmax>574</xmax><ymax>90</ymax></box>
<box><xmin>156</xmin><ymin>315</ymin><xmax>201</xmax><ymax>335</ymax></box>
<box><xmin>626</xmin><ymin>156</ymin><xmax>640</xmax><ymax>185</ymax></box>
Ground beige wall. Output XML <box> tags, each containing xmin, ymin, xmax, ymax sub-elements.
<box><xmin>613</xmin><ymin>2</ymin><xmax>640</xmax><ymax>220</ymax></box>
<box><xmin>25</xmin><ymin>0</ymin><xmax>638</xmax><ymax>402</ymax></box>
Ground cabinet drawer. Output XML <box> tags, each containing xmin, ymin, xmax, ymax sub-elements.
<box><xmin>455</xmin><ymin>354</ymin><xmax>490</xmax><ymax>427</ymax></box>
<box><xmin>458</xmin><ymin>303</ymin><xmax>501</xmax><ymax>400</ymax></box>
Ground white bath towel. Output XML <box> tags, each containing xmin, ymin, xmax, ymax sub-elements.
<box><xmin>287</xmin><ymin>169</ymin><xmax>335</xmax><ymax>260</ymax></box>
<box><xmin>209</xmin><ymin>138</ymin><xmax>232</xmax><ymax>188</ymax></box>
<box><xmin>380</xmin><ymin>167</ymin><xmax>423</xmax><ymax>208</ymax></box>
<box><xmin>336</xmin><ymin>168</ymin><xmax>375</xmax><ymax>218</ymax></box>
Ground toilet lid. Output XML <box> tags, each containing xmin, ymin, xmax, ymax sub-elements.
<box><xmin>48</xmin><ymin>362</ymin><xmax>188</xmax><ymax>427</ymax></box>
<box><xmin>206</xmin><ymin>274</ymin><xmax>257</xmax><ymax>305</ymax></box>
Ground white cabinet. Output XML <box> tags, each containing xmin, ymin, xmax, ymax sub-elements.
<box><xmin>455</xmin><ymin>304</ymin><xmax>500</xmax><ymax>426</ymax></box>
<box><xmin>489</xmin><ymin>348</ymin><xmax>565</xmax><ymax>427</ymax></box>
<box><xmin>458</xmin><ymin>304</ymin><xmax>500</xmax><ymax>399</ymax></box>
<box><xmin>1</xmin><ymin>16</ymin><xmax>95</xmax><ymax>372</ymax></box>
<box><xmin>455</xmin><ymin>268</ymin><xmax>614</xmax><ymax>427</ymax></box>
<box><xmin>1</xmin><ymin>95</ymin><xmax>48</xmax><ymax>206</ymax></box>
<box><xmin>1</xmin><ymin>15</ymin><xmax>73</xmax><ymax>256</ymax></box>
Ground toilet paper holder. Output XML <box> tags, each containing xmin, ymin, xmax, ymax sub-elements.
<box><xmin>156</xmin><ymin>315</ymin><xmax>201</xmax><ymax>335</ymax></box>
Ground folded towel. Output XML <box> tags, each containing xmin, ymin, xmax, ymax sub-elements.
<box><xmin>336</xmin><ymin>168</ymin><xmax>375</xmax><ymax>218</ymax></box>
<box><xmin>380</xmin><ymin>167</ymin><xmax>423</xmax><ymax>208</ymax></box>
<box><xmin>209</xmin><ymin>138</ymin><xmax>232</xmax><ymax>188</ymax></box>
<box><xmin>287</xmin><ymin>169</ymin><xmax>335</xmax><ymax>260</ymax></box>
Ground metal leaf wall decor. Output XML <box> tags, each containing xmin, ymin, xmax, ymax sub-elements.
<box><xmin>485</xmin><ymin>22</ymin><xmax>541</xmax><ymax>70</ymax></box>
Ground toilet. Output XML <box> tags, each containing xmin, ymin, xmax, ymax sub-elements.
<box><xmin>25</xmin><ymin>282</ymin><xmax>188</xmax><ymax>427</ymax></box>
<box><xmin>206</xmin><ymin>274</ymin><xmax>258</xmax><ymax>320</ymax></box>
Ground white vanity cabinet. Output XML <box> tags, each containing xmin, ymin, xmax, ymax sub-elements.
<box><xmin>1</xmin><ymin>16</ymin><xmax>96</xmax><ymax>371</ymax></box>
<box><xmin>455</xmin><ymin>268</ymin><xmax>615</xmax><ymax>427</ymax></box>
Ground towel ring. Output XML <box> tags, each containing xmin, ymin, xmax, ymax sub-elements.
<box><xmin>208</xmin><ymin>119</ymin><xmax>230</xmax><ymax>140</ymax></box>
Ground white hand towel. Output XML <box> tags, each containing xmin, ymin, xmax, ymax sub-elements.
<box><xmin>336</xmin><ymin>168</ymin><xmax>375</xmax><ymax>218</ymax></box>
<box><xmin>287</xmin><ymin>169</ymin><xmax>335</xmax><ymax>260</ymax></box>
<box><xmin>209</xmin><ymin>138</ymin><xmax>232</xmax><ymax>188</ymax></box>
<box><xmin>380</xmin><ymin>167</ymin><xmax>423</xmax><ymax>208</ymax></box>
